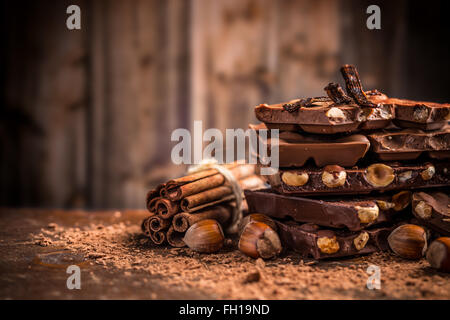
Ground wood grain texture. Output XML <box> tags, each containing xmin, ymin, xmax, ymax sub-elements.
<box><xmin>2</xmin><ymin>0</ymin><xmax>449</xmax><ymax>208</ymax></box>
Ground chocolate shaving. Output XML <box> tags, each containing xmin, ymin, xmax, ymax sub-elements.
<box><xmin>324</xmin><ymin>82</ymin><xmax>353</xmax><ymax>104</ymax></box>
<box><xmin>282</xmin><ymin>97</ymin><xmax>330</xmax><ymax>113</ymax></box>
<box><xmin>340</xmin><ymin>64</ymin><xmax>377</xmax><ymax>108</ymax></box>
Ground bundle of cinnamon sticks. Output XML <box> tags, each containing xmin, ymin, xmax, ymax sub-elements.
<box><xmin>142</xmin><ymin>162</ymin><xmax>266</xmax><ymax>247</ymax></box>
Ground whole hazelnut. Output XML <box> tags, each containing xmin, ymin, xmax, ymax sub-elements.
<box><xmin>364</xmin><ymin>163</ymin><xmax>395</xmax><ymax>187</ymax></box>
<box><xmin>426</xmin><ymin>237</ymin><xmax>450</xmax><ymax>273</ymax></box>
<box><xmin>183</xmin><ymin>219</ymin><xmax>224</xmax><ymax>253</ymax></box>
<box><xmin>388</xmin><ymin>224</ymin><xmax>427</xmax><ymax>260</ymax></box>
<box><xmin>281</xmin><ymin>171</ymin><xmax>309</xmax><ymax>186</ymax></box>
<box><xmin>238</xmin><ymin>213</ymin><xmax>277</xmax><ymax>236</ymax></box>
<box><xmin>238</xmin><ymin>221</ymin><xmax>282</xmax><ymax>259</ymax></box>
<box><xmin>322</xmin><ymin>165</ymin><xmax>347</xmax><ymax>188</ymax></box>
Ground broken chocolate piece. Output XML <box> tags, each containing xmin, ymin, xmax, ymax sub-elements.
<box><xmin>340</xmin><ymin>64</ymin><xmax>377</xmax><ymax>108</ymax></box>
<box><xmin>249</xmin><ymin>123</ymin><xmax>370</xmax><ymax>167</ymax></box>
<box><xmin>245</xmin><ymin>189</ymin><xmax>406</xmax><ymax>231</ymax></box>
<box><xmin>368</xmin><ymin>126</ymin><xmax>450</xmax><ymax>161</ymax></box>
<box><xmin>275</xmin><ymin>221</ymin><xmax>393</xmax><ymax>259</ymax></box>
<box><xmin>412</xmin><ymin>191</ymin><xmax>450</xmax><ymax>236</ymax></box>
<box><xmin>324</xmin><ymin>82</ymin><xmax>353</xmax><ymax>104</ymax></box>
<box><xmin>265</xmin><ymin>162</ymin><xmax>450</xmax><ymax>196</ymax></box>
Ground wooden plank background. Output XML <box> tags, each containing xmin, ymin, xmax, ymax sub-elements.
<box><xmin>1</xmin><ymin>0</ymin><xmax>449</xmax><ymax>208</ymax></box>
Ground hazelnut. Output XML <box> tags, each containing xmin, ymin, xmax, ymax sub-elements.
<box><xmin>388</xmin><ymin>224</ymin><xmax>427</xmax><ymax>260</ymax></box>
<box><xmin>238</xmin><ymin>221</ymin><xmax>282</xmax><ymax>259</ymax></box>
<box><xmin>281</xmin><ymin>171</ymin><xmax>309</xmax><ymax>186</ymax></box>
<box><xmin>413</xmin><ymin>201</ymin><xmax>433</xmax><ymax>220</ymax></box>
<box><xmin>391</xmin><ymin>191</ymin><xmax>412</xmax><ymax>211</ymax></box>
<box><xmin>354</xmin><ymin>232</ymin><xmax>370</xmax><ymax>251</ymax></box>
<box><xmin>238</xmin><ymin>214</ymin><xmax>277</xmax><ymax>236</ymax></box>
<box><xmin>183</xmin><ymin>219</ymin><xmax>224</xmax><ymax>253</ymax></box>
<box><xmin>398</xmin><ymin>170</ymin><xmax>413</xmax><ymax>183</ymax></box>
<box><xmin>426</xmin><ymin>237</ymin><xmax>450</xmax><ymax>273</ymax></box>
<box><xmin>322</xmin><ymin>165</ymin><xmax>347</xmax><ymax>188</ymax></box>
<box><xmin>420</xmin><ymin>164</ymin><xmax>435</xmax><ymax>181</ymax></box>
<box><xmin>364</xmin><ymin>163</ymin><xmax>395</xmax><ymax>187</ymax></box>
<box><xmin>376</xmin><ymin>200</ymin><xmax>395</xmax><ymax>211</ymax></box>
<box><xmin>356</xmin><ymin>204</ymin><xmax>379</xmax><ymax>223</ymax></box>
<box><xmin>325</xmin><ymin>107</ymin><xmax>346</xmax><ymax>120</ymax></box>
<box><xmin>317</xmin><ymin>236</ymin><xmax>340</xmax><ymax>254</ymax></box>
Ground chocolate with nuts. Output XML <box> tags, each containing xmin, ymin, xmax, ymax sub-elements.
<box><xmin>368</xmin><ymin>126</ymin><xmax>450</xmax><ymax>161</ymax></box>
<box><xmin>275</xmin><ymin>221</ymin><xmax>393</xmax><ymax>259</ymax></box>
<box><xmin>245</xmin><ymin>189</ymin><xmax>408</xmax><ymax>231</ymax></box>
<box><xmin>412</xmin><ymin>191</ymin><xmax>450</xmax><ymax>236</ymax></box>
<box><xmin>264</xmin><ymin>161</ymin><xmax>449</xmax><ymax>196</ymax></box>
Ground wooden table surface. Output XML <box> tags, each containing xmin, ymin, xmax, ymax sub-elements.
<box><xmin>1</xmin><ymin>208</ymin><xmax>449</xmax><ymax>300</ymax></box>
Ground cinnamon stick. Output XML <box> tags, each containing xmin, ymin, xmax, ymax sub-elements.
<box><xmin>172</xmin><ymin>205</ymin><xmax>232</xmax><ymax>232</ymax></box>
<box><xmin>149</xmin><ymin>215</ymin><xmax>172</xmax><ymax>232</ymax></box>
<box><xmin>166</xmin><ymin>164</ymin><xmax>255</xmax><ymax>201</ymax></box>
<box><xmin>166</xmin><ymin>226</ymin><xmax>186</xmax><ymax>247</ymax></box>
<box><xmin>146</xmin><ymin>186</ymin><xmax>164</xmax><ymax>212</ymax></box>
<box><xmin>149</xmin><ymin>230</ymin><xmax>166</xmax><ymax>245</ymax></box>
<box><xmin>155</xmin><ymin>198</ymin><xmax>180</xmax><ymax>219</ymax></box>
<box><xmin>180</xmin><ymin>175</ymin><xmax>265</xmax><ymax>212</ymax></box>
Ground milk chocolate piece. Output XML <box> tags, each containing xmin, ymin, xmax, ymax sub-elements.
<box><xmin>387</xmin><ymin>98</ymin><xmax>450</xmax><ymax>129</ymax></box>
<box><xmin>255</xmin><ymin>92</ymin><xmax>394</xmax><ymax>134</ymax></box>
<box><xmin>412</xmin><ymin>191</ymin><xmax>450</xmax><ymax>236</ymax></box>
<box><xmin>266</xmin><ymin>162</ymin><xmax>449</xmax><ymax>196</ymax></box>
<box><xmin>245</xmin><ymin>189</ymin><xmax>407</xmax><ymax>231</ymax></box>
<box><xmin>368</xmin><ymin>126</ymin><xmax>450</xmax><ymax>161</ymax></box>
<box><xmin>275</xmin><ymin>221</ymin><xmax>393</xmax><ymax>259</ymax></box>
<box><xmin>249</xmin><ymin>123</ymin><xmax>370</xmax><ymax>167</ymax></box>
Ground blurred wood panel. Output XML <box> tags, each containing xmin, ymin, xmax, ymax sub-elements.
<box><xmin>2</xmin><ymin>0</ymin><xmax>449</xmax><ymax>208</ymax></box>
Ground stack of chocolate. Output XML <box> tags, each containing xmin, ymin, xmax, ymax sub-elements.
<box><xmin>142</xmin><ymin>162</ymin><xmax>265</xmax><ymax>247</ymax></box>
<box><xmin>246</xmin><ymin>64</ymin><xmax>450</xmax><ymax>259</ymax></box>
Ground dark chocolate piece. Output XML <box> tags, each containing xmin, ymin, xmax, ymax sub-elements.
<box><xmin>340</xmin><ymin>64</ymin><xmax>377</xmax><ymax>108</ymax></box>
<box><xmin>324</xmin><ymin>82</ymin><xmax>353</xmax><ymax>104</ymax></box>
<box><xmin>266</xmin><ymin>162</ymin><xmax>450</xmax><ymax>196</ymax></box>
<box><xmin>412</xmin><ymin>191</ymin><xmax>450</xmax><ymax>236</ymax></box>
<box><xmin>275</xmin><ymin>221</ymin><xmax>393</xmax><ymax>259</ymax></box>
<box><xmin>368</xmin><ymin>126</ymin><xmax>450</xmax><ymax>161</ymax></box>
<box><xmin>249</xmin><ymin>123</ymin><xmax>370</xmax><ymax>167</ymax></box>
<box><xmin>245</xmin><ymin>189</ymin><xmax>408</xmax><ymax>231</ymax></box>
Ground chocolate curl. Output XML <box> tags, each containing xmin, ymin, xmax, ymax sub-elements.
<box><xmin>166</xmin><ymin>164</ymin><xmax>255</xmax><ymax>201</ymax></box>
<box><xmin>172</xmin><ymin>205</ymin><xmax>232</xmax><ymax>232</ymax></box>
<box><xmin>340</xmin><ymin>64</ymin><xmax>376</xmax><ymax>108</ymax></box>
<box><xmin>324</xmin><ymin>82</ymin><xmax>353</xmax><ymax>104</ymax></box>
<box><xmin>149</xmin><ymin>215</ymin><xmax>172</xmax><ymax>232</ymax></box>
<box><xmin>166</xmin><ymin>226</ymin><xmax>186</xmax><ymax>247</ymax></box>
<box><xmin>155</xmin><ymin>198</ymin><xmax>180</xmax><ymax>219</ymax></box>
<box><xmin>149</xmin><ymin>230</ymin><xmax>166</xmax><ymax>245</ymax></box>
<box><xmin>180</xmin><ymin>175</ymin><xmax>265</xmax><ymax>212</ymax></box>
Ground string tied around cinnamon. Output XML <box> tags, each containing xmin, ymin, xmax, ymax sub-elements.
<box><xmin>188</xmin><ymin>159</ymin><xmax>244</xmax><ymax>234</ymax></box>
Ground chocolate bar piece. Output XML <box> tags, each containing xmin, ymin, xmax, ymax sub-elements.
<box><xmin>275</xmin><ymin>221</ymin><xmax>393</xmax><ymax>259</ymax></box>
<box><xmin>249</xmin><ymin>123</ymin><xmax>370</xmax><ymax>167</ymax></box>
<box><xmin>412</xmin><ymin>191</ymin><xmax>450</xmax><ymax>236</ymax></box>
<box><xmin>266</xmin><ymin>162</ymin><xmax>449</xmax><ymax>196</ymax></box>
<box><xmin>386</xmin><ymin>98</ymin><xmax>450</xmax><ymax>130</ymax></box>
<box><xmin>368</xmin><ymin>126</ymin><xmax>450</xmax><ymax>161</ymax></box>
<box><xmin>255</xmin><ymin>91</ymin><xmax>394</xmax><ymax>134</ymax></box>
<box><xmin>245</xmin><ymin>189</ymin><xmax>409</xmax><ymax>231</ymax></box>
